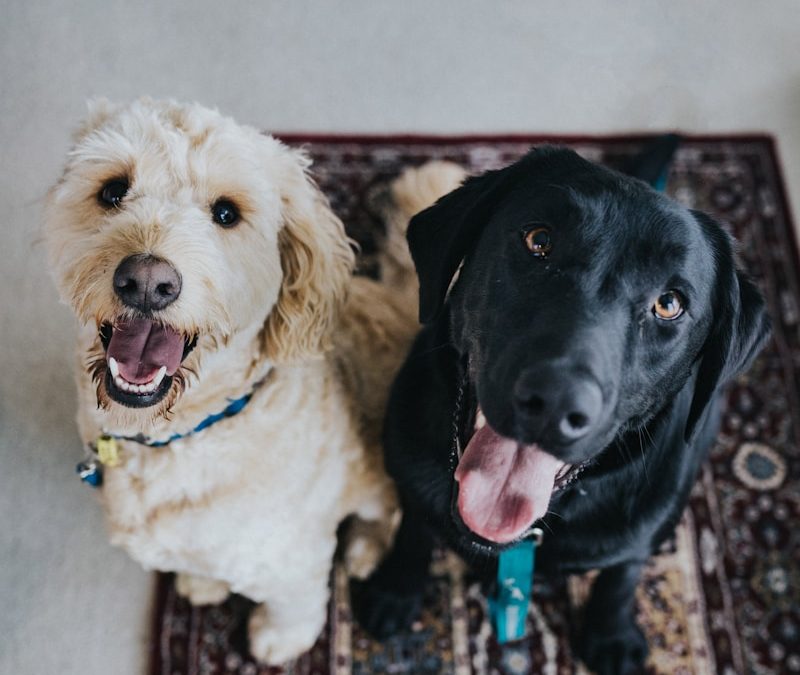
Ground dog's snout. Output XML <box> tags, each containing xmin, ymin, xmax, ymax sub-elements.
<box><xmin>113</xmin><ymin>254</ymin><xmax>182</xmax><ymax>312</ymax></box>
<box><xmin>513</xmin><ymin>366</ymin><xmax>603</xmax><ymax>444</ymax></box>
<box><xmin>557</xmin><ymin>383</ymin><xmax>602</xmax><ymax>440</ymax></box>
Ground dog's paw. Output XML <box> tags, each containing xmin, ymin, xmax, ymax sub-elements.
<box><xmin>350</xmin><ymin>575</ymin><xmax>423</xmax><ymax>640</ymax></box>
<box><xmin>247</xmin><ymin>604</ymin><xmax>320</xmax><ymax>665</ymax></box>
<box><xmin>175</xmin><ymin>573</ymin><xmax>230</xmax><ymax>606</ymax></box>
<box><xmin>577</xmin><ymin>619</ymin><xmax>649</xmax><ymax>675</ymax></box>
<box><xmin>343</xmin><ymin>533</ymin><xmax>386</xmax><ymax>580</ymax></box>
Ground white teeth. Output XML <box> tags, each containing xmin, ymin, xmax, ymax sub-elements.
<box><xmin>475</xmin><ymin>409</ymin><xmax>487</xmax><ymax>430</ymax></box>
<box><xmin>111</xmin><ymin>365</ymin><xmax>168</xmax><ymax>395</ymax></box>
<box><xmin>153</xmin><ymin>366</ymin><xmax>167</xmax><ymax>387</ymax></box>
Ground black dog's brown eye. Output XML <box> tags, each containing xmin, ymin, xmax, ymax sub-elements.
<box><xmin>653</xmin><ymin>291</ymin><xmax>684</xmax><ymax>320</ymax></box>
<box><xmin>99</xmin><ymin>180</ymin><xmax>128</xmax><ymax>207</ymax></box>
<box><xmin>212</xmin><ymin>199</ymin><xmax>240</xmax><ymax>228</ymax></box>
<box><xmin>523</xmin><ymin>226</ymin><xmax>552</xmax><ymax>257</ymax></box>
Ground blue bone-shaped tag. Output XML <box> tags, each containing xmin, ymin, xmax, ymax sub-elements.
<box><xmin>489</xmin><ymin>529</ymin><xmax>541</xmax><ymax>643</ymax></box>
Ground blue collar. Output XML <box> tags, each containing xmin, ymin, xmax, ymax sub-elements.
<box><xmin>112</xmin><ymin>390</ymin><xmax>255</xmax><ymax>447</ymax></box>
<box><xmin>77</xmin><ymin>374</ymin><xmax>272</xmax><ymax>487</ymax></box>
<box><xmin>111</xmin><ymin>370</ymin><xmax>272</xmax><ymax>447</ymax></box>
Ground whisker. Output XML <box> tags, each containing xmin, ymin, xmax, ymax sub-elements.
<box><xmin>411</xmin><ymin>342</ymin><xmax>453</xmax><ymax>360</ymax></box>
<box><xmin>615</xmin><ymin>438</ymin><xmax>634</xmax><ymax>466</ymax></box>
<box><xmin>538</xmin><ymin>519</ymin><xmax>556</xmax><ymax>536</ymax></box>
<box><xmin>637</xmin><ymin>428</ymin><xmax>651</xmax><ymax>486</ymax></box>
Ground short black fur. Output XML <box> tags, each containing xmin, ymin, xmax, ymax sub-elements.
<box><xmin>353</xmin><ymin>146</ymin><xmax>770</xmax><ymax>674</ymax></box>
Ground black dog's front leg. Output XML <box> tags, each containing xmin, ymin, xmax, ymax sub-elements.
<box><xmin>351</xmin><ymin>507</ymin><xmax>434</xmax><ymax>639</ymax></box>
<box><xmin>577</xmin><ymin>560</ymin><xmax>648</xmax><ymax>675</ymax></box>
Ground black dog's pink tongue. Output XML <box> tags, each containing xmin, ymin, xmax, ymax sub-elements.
<box><xmin>454</xmin><ymin>420</ymin><xmax>564</xmax><ymax>543</ymax></box>
<box><xmin>107</xmin><ymin>318</ymin><xmax>184</xmax><ymax>384</ymax></box>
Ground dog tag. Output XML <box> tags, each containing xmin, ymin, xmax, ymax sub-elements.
<box><xmin>489</xmin><ymin>528</ymin><xmax>542</xmax><ymax>643</ymax></box>
<box><xmin>96</xmin><ymin>435</ymin><xmax>121</xmax><ymax>467</ymax></box>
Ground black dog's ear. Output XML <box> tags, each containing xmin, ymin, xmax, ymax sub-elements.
<box><xmin>408</xmin><ymin>158</ymin><xmax>529</xmax><ymax>323</ymax></box>
<box><xmin>685</xmin><ymin>211</ymin><xmax>771</xmax><ymax>440</ymax></box>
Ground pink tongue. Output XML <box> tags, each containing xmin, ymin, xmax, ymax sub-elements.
<box><xmin>107</xmin><ymin>318</ymin><xmax>184</xmax><ymax>384</ymax></box>
<box><xmin>454</xmin><ymin>422</ymin><xmax>564</xmax><ymax>543</ymax></box>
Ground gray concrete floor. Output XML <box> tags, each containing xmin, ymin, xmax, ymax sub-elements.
<box><xmin>1</xmin><ymin>2</ymin><xmax>799</xmax><ymax>673</ymax></box>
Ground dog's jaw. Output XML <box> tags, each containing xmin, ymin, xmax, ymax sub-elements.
<box><xmin>89</xmin><ymin>320</ymin><xmax>197</xmax><ymax>416</ymax></box>
<box><xmin>88</xmin><ymin>347</ymin><xmax>191</xmax><ymax>423</ymax></box>
<box><xmin>80</xmin><ymin>313</ymin><xmax>274</xmax><ymax>440</ymax></box>
<box><xmin>94</xmin><ymin>320</ymin><xmax>198</xmax><ymax>409</ymax></box>
<box><xmin>448</xmin><ymin>376</ymin><xmax>594</xmax><ymax>553</ymax></box>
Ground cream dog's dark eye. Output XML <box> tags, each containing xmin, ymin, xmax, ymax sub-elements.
<box><xmin>212</xmin><ymin>199</ymin><xmax>240</xmax><ymax>228</ymax></box>
<box><xmin>98</xmin><ymin>180</ymin><xmax>128</xmax><ymax>207</ymax></box>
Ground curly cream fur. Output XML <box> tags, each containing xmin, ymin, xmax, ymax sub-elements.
<box><xmin>44</xmin><ymin>98</ymin><xmax>465</xmax><ymax>664</ymax></box>
<box><xmin>261</xmin><ymin>155</ymin><xmax>356</xmax><ymax>363</ymax></box>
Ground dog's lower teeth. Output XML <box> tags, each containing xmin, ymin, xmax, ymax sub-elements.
<box><xmin>113</xmin><ymin>373</ymin><xmax>159</xmax><ymax>395</ymax></box>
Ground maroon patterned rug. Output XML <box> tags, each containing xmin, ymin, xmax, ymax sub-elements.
<box><xmin>150</xmin><ymin>135</ymin><xmax>799</xmax><ymax>675</ymax></box>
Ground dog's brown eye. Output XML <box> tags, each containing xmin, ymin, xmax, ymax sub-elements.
<box><xmin>212</xmin><ymin>199</ymin><xmax>240</xmax><ymax>228</ymax></box>
<box><xmin>653</xmin><ymin>290</ymin><xmax>684</xmax><ymax>320</ymax></box>
<box><xmin>99</xmin><ymin>180</ymin><xmax>128</xmax><ymax>207</ymax></box>
<box><xmin>523</xmin><ymin>226</ymin><xmax>552</xmax><ymax>258</ymax></box>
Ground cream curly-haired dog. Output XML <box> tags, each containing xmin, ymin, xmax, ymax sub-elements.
<box><xmin>44</xmin><ymin>98</ymin><xmax>465</xmax><ymax>663</ymax></box>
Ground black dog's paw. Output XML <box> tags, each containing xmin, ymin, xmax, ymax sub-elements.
<box><xmin>350</xmin><ymin>575</ymin><xmax>423</xmax><ymax>640</ymax></box>
<box><xmin>577</xmin><ymin>619</ymin><xmax>649</xmax><ymax>675</ymax></box>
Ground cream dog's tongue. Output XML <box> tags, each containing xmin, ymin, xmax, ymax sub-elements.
<box><xmin>454</xmin><ymin>418</ymin><xmax>563</xmax><ymax>543</ymax></box>
<box><xmin>107</xmin><ymin>318</ymin><xmax>184</xmax><ymax>384</ymax></box>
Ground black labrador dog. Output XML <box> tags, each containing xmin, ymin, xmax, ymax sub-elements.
<box><xmin>355</xmin><ymin>146</ymin><xmax>770</xmax><ymax>674</ymax></box>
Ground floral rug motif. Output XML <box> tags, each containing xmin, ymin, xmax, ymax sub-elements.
<box><xmin>151</xmin><ymin>136</ymin><xmax>799</xmax><ymax>675</ymax></box>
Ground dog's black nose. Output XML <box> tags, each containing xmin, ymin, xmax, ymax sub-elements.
<box><xmin>513</xmin><ymin>366</ymin><xmax>603</xmax><ymax>444</ymax></box>
<box><xmin>113</xmin><ymin>254</ymin><xmax>182</xmax><ymax>312</ymax></box>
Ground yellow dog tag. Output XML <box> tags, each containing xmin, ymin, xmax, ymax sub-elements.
<box><xmin>96</xmin><ymin>436</ymin><xmax>121</xmax><ymax>467</ymax></box>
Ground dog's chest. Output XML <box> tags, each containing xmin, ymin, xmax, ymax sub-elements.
<box><xmin>99</xmin><ymin>394</ymin><xmax>358</xmax><ymax>572</ymax></box>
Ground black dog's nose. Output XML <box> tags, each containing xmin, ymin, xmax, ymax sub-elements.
<box><xmin>513</xmin><ymin>366</ymin><xmax>603</xmax><ymax>444</ymax></box>
<box><xmin>113</xmin><ymin>254</ymin><xmax>182</xmax><ymax>312</ymax></box>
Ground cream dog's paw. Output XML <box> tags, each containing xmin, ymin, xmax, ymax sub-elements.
<box><xmin>247</xmin><ymin>603</ymin><xmax>322</xmax><ymax>665</ymax></box>
<box><xmin>175</xmin><ymin>573</ymin><xmax>230</xmax><ymax>606</ymax></box>
<box><xmin>343</xmin><ymin>532</ymin><xmax>385</xmax><ymax>580</ymax></box>
<box><xmin>341</xmin><ymin>511</ymin><xmax>400</xmax><ymax>580</ymax></box>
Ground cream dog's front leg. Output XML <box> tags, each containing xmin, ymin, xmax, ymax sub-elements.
<box><xmin>246</xmin><ymin>570</ymin><xmax>330</xmax><ymax>665</ymax></box>
<box><xmin>175</xmin><ymin>573</ymin><xmax>230</xmax><ymax>605</ymax></box>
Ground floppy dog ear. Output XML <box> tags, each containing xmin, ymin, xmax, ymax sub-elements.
<box><xmin>408</xmin><ymin>162</ymin><xmax>524</xmax><ymax>323</ymax></box>
<box><xmin>261</xmin><ymin>145</ymin><xmax>356</xmax><ymax>363</ymax></box>
<box><xmin>685</xmin><ymin>212</ymin><xmax>771</xmax><ymax>440</ymax></box>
